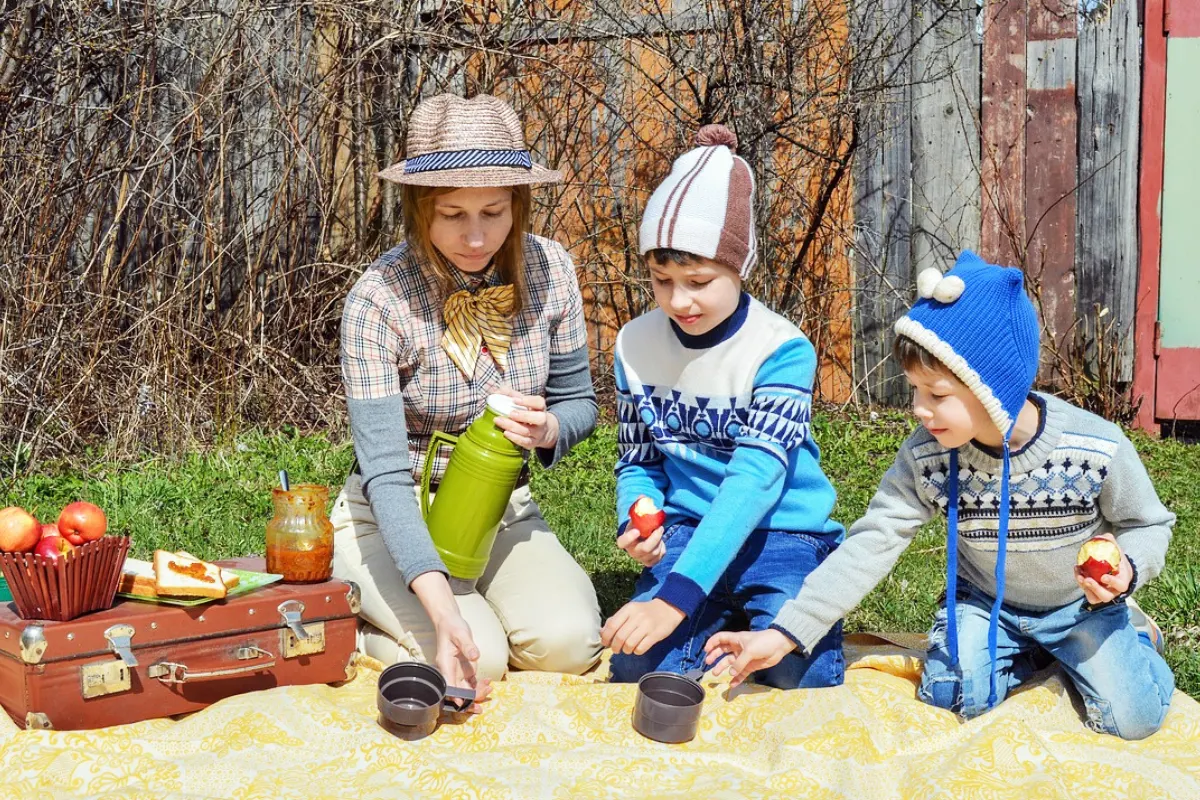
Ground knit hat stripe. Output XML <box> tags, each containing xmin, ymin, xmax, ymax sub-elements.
<box><xmin>893</xmin><ymin>316</ymin><xmax>1014</xmax><ymax>435</ymax></box>
<box><xmin>655</xmin><ymin>147</ymin><xmax>717</xmax><ymax>248</ymax></box>
<box><xmin>714</xmin><ymin>157</ymin><xmax>756</xmax><ymax>277</ymax></box>
<box><xmin>666</xmin><ymin>147</ymin><xmax>723</xmax><ymax>248</ymax></box>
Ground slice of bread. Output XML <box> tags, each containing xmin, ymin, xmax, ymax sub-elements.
<box><xmin>173</xmin><ymin>551</ymin><xmax>240</xmax><ymax>590</ymax></box>
<box><xmin>152</xmin><ymin>551</ymin><xmax>228</xmax><ymax>599</ymax></box>
<box><xmin>118</xmin><ymin>557</ymin><xmax>159</xmax><ymax>598</ymax></box>
<box><xmin>120</xmin><ymin>556</ymin><xmax>239</xmax><ymax>599</ymax></box>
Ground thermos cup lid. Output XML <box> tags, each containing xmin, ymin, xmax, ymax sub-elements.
<box><xmin>485</xmin><ymin>393</ymin><xmax>521</xmax><ymax>417</ymax></box>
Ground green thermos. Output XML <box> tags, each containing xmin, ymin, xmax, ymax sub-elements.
<box><xmin>421</xmin><ymin>394</ymin><xmax>526</xmax><ymax>594</ymax></box>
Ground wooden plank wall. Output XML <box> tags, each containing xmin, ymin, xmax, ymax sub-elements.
<box><xmin>855</xmin><ymin>0</ymin><xmax>1142</xmax><ymax>403</ymax></box>
<box><xmin>1077</xmin><ymin>0</ymin><xmax>1140</xmax><ymax>381</ymax></box>
<box><xmin>852</xmin><ymin>0</ymin><xmax>914</xmax><ymax>407</ymax></box>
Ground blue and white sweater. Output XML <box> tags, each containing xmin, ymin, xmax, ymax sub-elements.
<box><xmin>614</xmin><ymin>293</ymin><xmax>844</xmax><ymax>617</ymax></box>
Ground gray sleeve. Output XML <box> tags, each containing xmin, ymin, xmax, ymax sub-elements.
<box><xmin>1101</xmin><ymin>436</ymin><xmax>1175</xmax><ymax>589</ymax></box>
<box><xmin>536</xmin><ymin>345</ymin><xmax>598</xmax><ymax>469</ymax></box>
<box><xmin>772</xmin><ymin>439</ymin><xmax>936</xmax><ymax>652</ymax></box>
<box><xmin>346</xmin><ymin>394</ymin><xmax>447</xmax><ymax>587</ymax></box>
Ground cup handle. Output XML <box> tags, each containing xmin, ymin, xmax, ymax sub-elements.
<box><xmin>420</xmin><ymin>431</ymin><xmax>459</xmax><ymax>518</ymax></box>
<box><xmin>442</xmin><ymin>685</ymin><xmax>477</xmax><ymax>713</ymax></box>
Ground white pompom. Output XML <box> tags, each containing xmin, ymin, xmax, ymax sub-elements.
<box><xmin>933</xmin><ymin>275</ymin><xmax>966</xmax><ymax>303</ymax></box>
<box><xmin>916</xmin><ymin>268</ymin><xmax>943</xmax><ymax>299</ymax></box>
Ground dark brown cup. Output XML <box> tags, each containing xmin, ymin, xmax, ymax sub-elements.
<box><xmin>632</xmin><ymin>671</ymin><xmax>705</xmax><ymax>744</ymax></box>
<box><xmin>377</xmin><ymin>662</ymin><xmax>476</xmax><ymax>740</ymax></box>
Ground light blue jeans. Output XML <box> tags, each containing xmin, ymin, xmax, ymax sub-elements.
<box><xmin>918</xmin><ymin>582</ymin><xmax>1175</xmax><ymax>740</ymax></box>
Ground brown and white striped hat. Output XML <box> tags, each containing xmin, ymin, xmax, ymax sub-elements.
<box><xmin>378</xmin><ymin>94</ymin><xmax>562</xmax><ymax>187</ymax></box>
<box><xmin>638</xmin><ymin>124</ymin><xmax>757</xmax><ymax>278</ymax></box>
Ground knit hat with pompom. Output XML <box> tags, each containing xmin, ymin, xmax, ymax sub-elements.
<box><xmin>638</xmin><ymin>124</ymin><xmax>758</xmax><ymax>278</ymax></box>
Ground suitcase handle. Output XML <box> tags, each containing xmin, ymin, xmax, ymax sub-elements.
<box><xmin>147</xmin><ymin>646</ymin><xmax>276</xmax><ymax>685</ymax></box>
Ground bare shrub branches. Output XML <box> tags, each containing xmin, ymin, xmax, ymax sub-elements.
<box><xmin>0</xmin><ymin>0</ymin><xmax>928</xmax><ymax>468</ymax></box>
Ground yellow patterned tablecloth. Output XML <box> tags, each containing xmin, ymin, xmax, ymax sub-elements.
<box><xmin>1</xmin><ymin>634</ymin><xmax>1198</xmax><ymax>799</ymax></box>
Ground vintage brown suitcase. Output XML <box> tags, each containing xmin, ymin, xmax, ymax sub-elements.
<box><xmin>0</xmin><ymin>558</ymin><xmax>360</xmax><ymax>730</ymax></box>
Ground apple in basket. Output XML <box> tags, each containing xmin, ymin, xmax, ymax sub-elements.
<box><xmin>57</xmin><ymin>501</ymin><xmax>107</xmax><ymax>546</ymax></box>
<box><xmin>40</xmin><ymin>522</ymin><xmax>60</xmax><ymax>540</ymax></box>
<box><xmin>628</xmin><ymin>496</ymin><xmax>666</xmax><ymax>540</ymax></box>
<box><xmin>0</xmin><ymin>506</ymin><xmax>41</xmax><ymax>553</ymax></box>
<box><xmin>1077</xmin><ymin>537</ymin><xmax>1122</xmax><ymax>584</ymax></box>
<box><xmin>34</xmin><ymin>534</ymin><xmax>75</xmax><ymax>562</ymax></box>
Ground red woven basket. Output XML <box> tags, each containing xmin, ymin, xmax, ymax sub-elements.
<box><xmin>0</xmin><ymin>536</ymin><xmax>131</xmax><ymax>621</ymax></box>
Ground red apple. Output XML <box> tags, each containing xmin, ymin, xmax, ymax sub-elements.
<box><xmin>57</xmin><ymin>501</ymin><xmax>107</xmax><ymax>546</ymax></box>
<box><xmin>1077</xmin><ymin>537</ymin><xmax>1121</xmax><ymax>584</ymax></box>
<box><xmin>39</xmin><ymin>522</ymin><xmax>59</xmax><ymax>540</ymax></box>
<box><xmin>0</xmin><ymin>507</ymin><xmax>41</xmax><ymax>553</ymax></box>
<box><xmin>34</xmin><ymin>534</ymin><xmax>74</xmax><ymax>562</ymax></box>
<box><xmin>628</xmin><ymin>495</ymin><xmax>666</xmax><ymax>539</ymax></box>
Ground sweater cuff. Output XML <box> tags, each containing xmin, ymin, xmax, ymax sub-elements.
<box><xmin>768</xmin><ymin>624</ymin><xmax>808</xmax><ymax>658</ymax></box>
<box><xmin>404</xmin><ymin>562</ymin><xmax>450</xmax><ymax>591</ymax></box>
<box><xmin>770</xmin><ymin>599</ymin><xmax>831</xmax><ymax>654</ymax></box>
<box><xmin>536</xmin><ymin>402</ymin><xmax>594</xmax><ymax>468</ymax></box>
<box><xmin>656</xmin><ymin>573</ymin><xmax>707</xmax><ymax>618</ymax></box>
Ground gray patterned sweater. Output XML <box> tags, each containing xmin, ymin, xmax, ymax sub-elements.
<box><xmin>773</xmin><ymin>393</ymin><xmax>1175</xmax><ymax>652</ymax></box>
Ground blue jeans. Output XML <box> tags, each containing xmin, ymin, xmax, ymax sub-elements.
<box><xmin>918</xmin><ymin>583</ymin><xmax>1175</xmax><ymax>740</ymax></box>
<box><xmin>610</xmin><ymin>522</ymin><xmax>844</xmax><ymax>689</ymax></box>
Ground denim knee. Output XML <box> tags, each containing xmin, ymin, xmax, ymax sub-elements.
<box><xmin>1083</xmin><ymin>694</ymin><xmax>1170</xmax><ymax>740</ymax></box>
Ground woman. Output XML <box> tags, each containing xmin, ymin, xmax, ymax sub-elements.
<box><xmin>332</xmin><ymin>94</ymin><xmax>602</xmax><ymax>698</ymax></box>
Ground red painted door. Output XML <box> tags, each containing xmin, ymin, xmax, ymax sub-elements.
<box><xmin>1135</xmin><ymin>0</ymin><xmax>1200</xmax><ymax>427</ymax></box>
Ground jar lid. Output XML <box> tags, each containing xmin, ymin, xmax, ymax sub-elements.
<box><xmin>485</xmin><ymin>394</ymin><xmax>521</xmax><ymax>417</ymax></box>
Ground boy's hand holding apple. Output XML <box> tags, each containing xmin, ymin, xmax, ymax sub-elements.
<box><xmin>1074</xmin><ymin>534</ymin><xmax>1132</xmax><ymax>605</ymax></box>
<box><xmin>618</xmin><ymin>495</ymin><xmax>666</xmax><ymax>567</ymax></box>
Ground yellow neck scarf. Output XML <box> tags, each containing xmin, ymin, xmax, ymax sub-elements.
<box><xmin>441</xmin><ymin>284</ymin><xmax>515</xmax><ymax>378</ymax></box>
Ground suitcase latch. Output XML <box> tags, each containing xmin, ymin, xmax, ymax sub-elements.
<box><xmin>104</xmin><ymin>624</ymin><xmax>138</xmax><ymax>667</ymax></box>
<box><xmin>80</xmin><ymin>659</ymin><xmax>133</xmax><ymax>699</ymax></box>
<box><xmin>277</xmin><ymin>600</ymin><xmax>314</xmax><ymax>641</ymax></box>
<box><xmin>278</xmin><ymin>600</ymin><xmax>325</xmax><ymax>658</ymax></box>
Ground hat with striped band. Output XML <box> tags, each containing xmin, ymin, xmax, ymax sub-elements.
<box><xmin>378</xmin><ymin>94</ymin><xmax>562</xmax><ymax>187</ymax></box>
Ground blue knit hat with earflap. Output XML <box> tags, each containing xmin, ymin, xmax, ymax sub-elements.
<box><xmin>893</xmin><ymin>250</ymin><xmax>1040</xmax><ymax>708</ymax></box>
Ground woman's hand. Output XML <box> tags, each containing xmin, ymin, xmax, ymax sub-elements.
<box><xmin>601</xmin><ymin>598</ymin><xmax>684</xmax><ymax>655</ymax></box>
<box><xmin>703</xmin><ymin>628</ymin><xmax>796</xmax><ymax>688</ymax></box>
<box><xmin>1074</xmin><ymin>533</ymin><xmax>1134</xmax><ymax>605</ymax></box>
<box><xmin>432</xmin><ymin>613</ymin><xmax>493</xmax><ymax>712</ymax></box>
<box><xmin>617</xmin><ymin>524</ymin><xmax>666</xmax><ymax>568</ymax></box>
<box><xmin>410</xmin><ymin>572</ymin><xmax>493</xmax><ymax>711</ymax></box>
<box><xmin>493</xmin><ymin>386</ymin><xmax>559</xmax><ymax>450</ymax></box>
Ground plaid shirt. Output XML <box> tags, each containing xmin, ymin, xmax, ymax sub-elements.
<box><xmin>341</xmin><ymin>234</ymin><xmax>588</xmax><ymax>482</ymax></box>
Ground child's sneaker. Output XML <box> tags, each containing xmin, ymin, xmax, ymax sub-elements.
<box><xmin>1126</xmin><ymin>597</ymin><xmax>1165</xmax><ymax>655</ymax></box>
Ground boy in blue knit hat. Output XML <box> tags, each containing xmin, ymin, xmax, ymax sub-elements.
<box><xmin>705</xmin><ymin>251</ymin><xmax>1176</xmax><ymax>739</ymax></box>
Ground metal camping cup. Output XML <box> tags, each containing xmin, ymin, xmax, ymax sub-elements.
<box><xmin>377</xmin><ymin>662</ymin><xmax>476</xmax><ymax>740</ymax></box>
<box><xmin>421</xmin><ymin>394</ymin><xmax>525</xmax><ymax>593</ymax></box>
<box><xmin>632</xmin><ymin>671</ymin><xmax>705</xmax><ymax>744</ymax></box>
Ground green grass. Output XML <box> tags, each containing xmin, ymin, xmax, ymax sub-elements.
<box><xmin>3</xmin><ymin>411</ymin><xmax>1198</xmax><ymax>698</ymax></box>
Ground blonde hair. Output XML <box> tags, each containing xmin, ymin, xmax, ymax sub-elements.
<box><xmin>401</xmin><ymin>184</ymin><xmax>531</xmax><ymax>315</ymax></box>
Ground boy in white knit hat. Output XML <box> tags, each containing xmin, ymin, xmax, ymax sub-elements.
<box><xmin>600</xmin><ymin>125</ymin><xmax>846</xmax><ymax>689</ymax></box>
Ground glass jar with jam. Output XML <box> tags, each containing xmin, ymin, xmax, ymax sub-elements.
<box><xmin>265</xmin><ymin>483</ymin><xmax>334</xmax><ymax>583</ymax></box>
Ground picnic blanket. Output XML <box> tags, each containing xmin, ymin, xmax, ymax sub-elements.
<box><xmin>1</xmin><ymin>634</ymin><xmax>1198</xmax><ymax>799</ymax></box>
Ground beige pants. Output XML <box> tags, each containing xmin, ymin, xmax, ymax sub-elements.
<box><xmin>330</xmin><ymin>474</ymin><xmax>602</xmax><ymax>681</ymax></box>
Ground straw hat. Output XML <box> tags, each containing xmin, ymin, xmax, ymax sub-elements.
<box><xmin>378</xmin><ymin>94</ymin><xmax>562</xmax><ymax>187</ymax></box>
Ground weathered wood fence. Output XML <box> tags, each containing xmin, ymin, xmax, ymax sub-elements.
<box><xmin>853</xmin><ymin>0</ymin><xmax>1141</xmax><ymax>416</ymax></box>
<box><xmin>0</xmin><ymin>0</ymin><xmax>1148</xmax><ymax>462</ymax></box>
